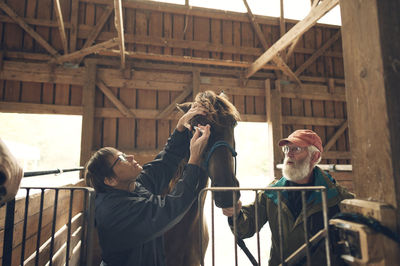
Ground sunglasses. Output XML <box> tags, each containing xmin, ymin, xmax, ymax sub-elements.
<box><xmin>282</xmin><ymin>146</ymin><xmax>305</xmax><ymax>154</ymax></box>
<box><xmin>110</xmin><ymin>153</ymin><xmax>128</xmax><ymax>170</ymax></box>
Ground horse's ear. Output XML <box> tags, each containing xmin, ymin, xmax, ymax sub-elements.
<box><xmin>176</xmin><ymin>102</ymin><xmax>192</xmax><ymax>113</ymax></box>
<box><xmin>219</xmin><ymin>91</ymin><xmax>229</xmax><ymax>100</ymax></box>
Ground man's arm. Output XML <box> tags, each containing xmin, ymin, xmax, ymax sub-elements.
<box><xmin>137</xmin><ymin>106</ymin><xmax>207</xmax><ymax>192</ymax></box>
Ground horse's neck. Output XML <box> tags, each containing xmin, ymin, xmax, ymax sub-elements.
<box><xmin>165</xmin><ymin>157</ymin><xmax>208</xmax><ymax>196</ymax></box>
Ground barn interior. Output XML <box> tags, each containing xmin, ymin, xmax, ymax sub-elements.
<box><xmin>0</xmin><ymin>0</ymin><xmax>399</xmax><ymax>265</ymax></box>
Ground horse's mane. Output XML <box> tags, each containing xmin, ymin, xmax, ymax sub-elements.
<box><xmin>190</xmin><ymin>91</ymin><xmax>240</xmax><ymax>128</ymax></box>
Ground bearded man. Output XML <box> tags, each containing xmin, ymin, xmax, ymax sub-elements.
<box><xmin>222</xmin><ymin>129</ymin><xmax>353</xmax><ymax>266</ymax></box>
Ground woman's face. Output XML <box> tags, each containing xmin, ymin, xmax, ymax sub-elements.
<box><xmin>109</xmin><ymin>151</ymin><xmax>143</xmax><ymax>184</ymax></box>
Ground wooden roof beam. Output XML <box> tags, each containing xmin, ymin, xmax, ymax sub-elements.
<box><xmin>286</xmin><ymin>0</ymin><xmax>321</xmax><ymax>61</ymax></box>
<box><xmin>295</xmin><ymin>30</ymin><xmax>341</xmax><ymax>76</ymax></box>
<box><xmin>100</xmin><ymin>49</ymin><xmax>279</xmax><ymax>70</ymax></box>
<box><xmin>77</xmin><ymin>5</ymin><xmax>113</xmax><ymax>65</ymax></box>
<box><xmin>0</xmin><ymin>1</ymin><xmax>59</xmax><ymax>56</ymax></box>
<box><xmin>242</xmin><ymin>0</ymin><xmax>302</xmax><ymax>86</ymax></box>
<box><xmin>96</xmin><ymin>79</ymin><xmax>136</xmax><ymax>118</ymax></box>
<box><xmin>54</xmin><ymin>0</ymin><xmax>68</xmax><ymax>54</ymax></box>
<box><xmin>245</xmin><ymin>0</ymin><xmax>339</xmax><ymax>78</ymax></box>
<box><xmin>114</xmin><ymin>0</ymin><xmax>126</xmax><ymax>69</ymax></box>
<box><xmin>323</xmin><ymin>120</ymin><xmax>348</xmax><ymax>152</ymax></box>
<box><xmin>50</xmin><ymin>38</ymin><xmax>118</xmax><ymax>64</ymax></box>
<box><xmin>156</xmin><ymin>87</ymin><xmax>192</xmax><ymax>119</ymax></box>
<box><xmin>82</xmin><ymin>5</ymin><xmax>113</xmax><ymax>50</ymax></box>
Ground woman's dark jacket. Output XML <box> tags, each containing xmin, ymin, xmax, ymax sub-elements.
<box><xmin>95</xmin><ymin>129</ymin><xmax>206</xmax><ymax>266</ymax></box>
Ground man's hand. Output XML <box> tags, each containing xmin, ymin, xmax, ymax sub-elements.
<box><xmin>222</xmin><ymin>200</ymin><xmax>242</xmax><ymax>217</ymax></box>
<box><xmin>176</xmin><ymin>104</ymin><xmax>207</xmax><ymax>132</ymax></box>
<box><xmin>188</xmin><ymin>124</ymin><xmax>210</xmax><ymax>166</ymax></box>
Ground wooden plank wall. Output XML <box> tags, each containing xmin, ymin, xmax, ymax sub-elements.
<box><xmin>0</xmin><ymin>0</ymin><xmax>351</xmax><ymax>190</ymax></box>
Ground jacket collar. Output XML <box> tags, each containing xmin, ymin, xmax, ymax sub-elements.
<box><xmin>264</xmin><ymin>167</ymin><xmax>338</xmax><ymax>205</ymax></box>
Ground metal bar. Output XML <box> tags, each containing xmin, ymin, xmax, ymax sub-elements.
<box><xmin>254</xmin><ymin>190</ymin><xmax>261</xmax><ymax>265</ymax></box>
<box><xmin>276</xmin><ymin>164</ymin><xmax>352</xmax><ymax>172</ymax></box>
<box><xmin>23</xmin><ymin>167</ymin><xmax>84</xmax><ymax>177</ymax></box>
<box><xmin>211</xmin><ymin>192</ymin><xmax>215</xmax><ymax>266</ymax></box>
<box><xmin>277</xmin><ymin>191</ymin><xmax>285</xmax><ymax>265</ymax></box>
<box><xmin>301</xmin><ymin>191</ymin><xmax>311</xmax><ymax>266</ymax></box>
<box><xmin>65</xmin><ymin>189</ymin><xmax>74</xmax><ymax>266</ymax></box>
<box><xmin>233</xmin><ymin>191</ymin><xmax>238</xmax><ymax>266</ymax></box>
<box><xmin>20</xmin><ymin>188</ymin><xmax>31</xmax><ymax>265</ymax></box>
<box><xmin>198</xmin><ymin>189</ymin><xmax>205</xmax><ymax>266</ymax></box>
<box><xmin>202</xmin><ymin>186</ymin><xmax>326</xmax><ymax>192</ymax></box>
<box><xmin>282</xmin><ymin>229</ymin><xmax>326</xmax><ymax>265</ymax></box>
<box><xmin>83</xmin><ymin>189</ymin><xmax>96</xmax><ymax>266</ymax></box>
<box><xmin>3</xmin><ymin>199</ymin><xmax>15</xmax><ymax>266</ymax></box>
<box><xmin>35</xmin><ymin>189</ymin><xmax>45</xmax><ymax>266</ymax></box>
<box><xmin>49</xmin><ymin>189</ymin><xmax>59</xmax><ymax>266</ymax></box>
<box><xmin>321</xmin><ymin>189</ymin><xmax>331</xmax><ymax>266</ymax></box>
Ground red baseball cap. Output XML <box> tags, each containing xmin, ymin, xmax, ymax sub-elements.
<box><xmin>278</xmin><ymin>129</ymin><xmax>323</xmax><ymax>152</ymax></box>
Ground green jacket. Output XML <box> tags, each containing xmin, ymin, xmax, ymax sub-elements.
<box><xmin>229</xmin><ymin>167</ymin><xmax>353</xmax><ymax>266</ymax></box>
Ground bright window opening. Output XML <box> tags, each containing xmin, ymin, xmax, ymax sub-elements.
<box><xmin>204</xmin><ymin>121</ymin><xmax>274</xmax><ymax>265</ymax></box>
<box><xmin>0</xmin><ymin>113</ymin><xmax>82</xmax><ymax>192</ymax></box>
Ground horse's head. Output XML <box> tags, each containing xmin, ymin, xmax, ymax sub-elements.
<box><xmin>177</xmin><ymin>90</ymin><xmax>240</xmax><ymax>208</ymax></box>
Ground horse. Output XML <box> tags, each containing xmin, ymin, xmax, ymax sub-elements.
<box><xmin>164</xmin><ymin>90</ymin><xmax>241</xmax><ymax>266</ymax></box>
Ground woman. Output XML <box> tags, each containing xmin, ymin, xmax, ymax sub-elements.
<box><xmin>85</xmin><ymin>105</ymin><xmax>210</xmax><ymax>266</ymax></box>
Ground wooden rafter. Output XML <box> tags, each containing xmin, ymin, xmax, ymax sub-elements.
<box><xmin>242</xmin><ymin>0</ymin><xmax>302</xmax><ymax>86</ymax></box>
<box><xmin>70</xmin><ymin>0</ymin><xmax>79</xmax><ymax>52</ymax></box>
<box><xmin>323</xmin><ymin>120</ymin><xmax>348</xmax><ymax>152</ymax></box>
<box><xmin>156</xmin><ymin>87</ymin><xmax>192</xmax><ymax>119</ymax></box>
<box><xmin>312</xmin><ymin>0</ymin><xmax>321</xmax><ymax>8</ymax></box>
<box><xmin>245</xmin><ymin>0</ymin><xmax>339</xmax><ymax>78</ymax></box>
<box><xmin>51</xmin><ymin>38</ymin><xmax>119</xmax><ymax>64</ymax></box>
<box><xmin>114</xmin><ymin>0</ymin><xmax>125</xmax><ymax>69</ymax></box>
<box><xmin>99</xmin><ymin>49</ymin><xmax>279</xmax><ymax>70</ymax></box>
<box><xmin>54</xmin><ymin>0</ymin><xmax>68</xmax><ymax>53</ymax></box>
<box><xmin>82</xmin><ymin>5</ymin><xmax>113</xmax><ymax>50</ymax></box>
<box><xmin>96</xmin><ymin>79</ymin><xmax>136</xmax><ymax>118</ymax></box>
<box><xmin>77</xmin><ymin>5</ymin><xmax>113</xmax><ymax>64</ymax></box>
<box><xmin>295</xmin><ymin>30</ymin><xmax>341</xmax><ymax>76</ymax></box>
<box><xmin>286</xmin><ymin>36</ymin><xmax>302</xmax><ymax>60</ymax></box>
<box><xmin>0</xmin><ymin>1</ymin><xmax>59</xmax><ymax>56</ymax></box>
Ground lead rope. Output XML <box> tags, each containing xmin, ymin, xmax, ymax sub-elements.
<box><xmin>203</xmin><ymin>140</ymin><xmax>259</xmax><ymax>266</ymax></box>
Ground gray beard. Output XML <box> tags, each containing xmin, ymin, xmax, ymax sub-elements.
<box><xmin>282</xmin><ymin>154</ymin><xmax>312</xmax><ymax>182</ymax></box>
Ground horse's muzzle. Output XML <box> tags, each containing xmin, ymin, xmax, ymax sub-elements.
<box><xmin>213</xmin><ymin>190</ymin><xmax>241</xmax><ymax>208</ymax></box>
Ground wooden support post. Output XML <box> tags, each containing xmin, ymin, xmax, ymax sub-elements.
<box><xmin>340</xmin><ymin>0</ymin><xmax>400</xmax><ymax>237</ymax></box>
<box><xmin>54</xmin><ymin>0</ymin><xmax>68</xmax><ymax>54</ymax></box>
<box><xmin>80</xmin><ymin>60</ymin><xmax>97</xmax><ymax>170</ymax></box>
<box><xmin>114</xmin><ymin>0</ymin><xmax>126</xmax><ymax>69</ymax></box>
<box><xmin>268</xmin><ymin>80</ymin><xmax>283</xmax><ymax>179</ymax></box>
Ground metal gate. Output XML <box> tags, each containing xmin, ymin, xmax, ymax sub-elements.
<box><xmin>198</xmin><ymin>186</ymin><xmax>331</xmax><ymax>266</ymax></box>
<box><xmin>1</xmin><ymin>186</ymin><xmax>95</xmax><ymax>266</ymax></box>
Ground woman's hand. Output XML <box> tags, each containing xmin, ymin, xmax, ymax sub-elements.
<box><xmin>188</xmin><ymin>124</ymin><xmax>210</xmax><ymax>166</ymax></box>
<box><xmin>222</xmin><ymin>200</ymin><xmax>242</xmax><ymax>217</ymax></box>
<box><xmin>176</xmin><ymin>104</ymin><xmax>207</xmax><ymax>132</ymax></box>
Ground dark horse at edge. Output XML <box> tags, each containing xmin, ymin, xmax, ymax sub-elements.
<box><xmin>164</xmin><ymin>90</ymin><xmax>241</xmax><ymax>266</ymax></box>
